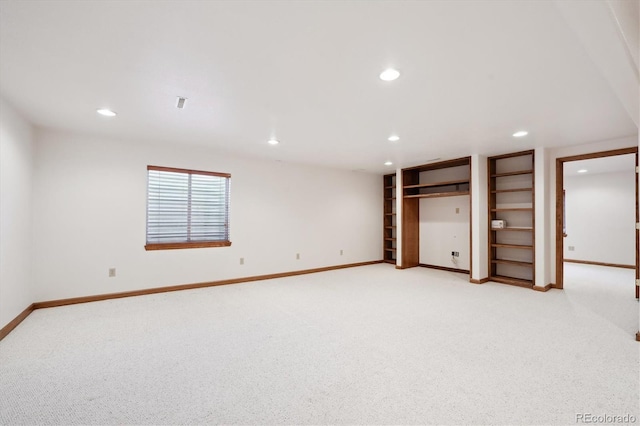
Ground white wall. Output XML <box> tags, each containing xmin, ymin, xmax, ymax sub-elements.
<box><xmin>534</xmin><ymin>147</ymin><xmax>550</xmax><ymax>287</ymax></box>
<box><xmin>0</xmin><ymin>98</ymin><xmax>34</xmax><ymax>328</ymax></box>
<box><xmin>419</xmin><ymin>196</ymin><xmax>470</xmax><ymax>271</ymax></box>
<box><xmin>564</xmin><ymin>169</ymin><xmax>635</xmax><ymax>266</ymax></box>
<box><xmin>32</xmin><ymin>129</ymin><xmax>382</xmax><ymax>302</ymax></box>
<box><xmin>470</xmin><ymin>154</ymin><xmax>488</xmax><ymax>281</ymax></box>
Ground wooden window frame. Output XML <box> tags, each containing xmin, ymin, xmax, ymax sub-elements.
<box><xmin>145</xmin><ymin>165</ymin><xmax>232</xmax><ymax>251</ymax></box>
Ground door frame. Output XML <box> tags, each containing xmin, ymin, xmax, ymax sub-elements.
<box><xmin>555</xmin><ymin>146</ymin><xmax>639</xmax><ymax>295</ymax></box>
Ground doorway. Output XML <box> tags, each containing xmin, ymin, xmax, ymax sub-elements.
<box><xmin>555</xmin><ymin>147</ymin><xmax>638</xmax><ymax>298</ymax></box>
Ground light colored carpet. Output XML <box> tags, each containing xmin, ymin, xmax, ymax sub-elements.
<box><xmin>0</xmin><ymin>263</ymin><xmax>638</xmax><ymax>425</ymax></box>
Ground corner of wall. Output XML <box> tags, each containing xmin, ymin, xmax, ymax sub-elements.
<box><xmin>0</xmin><ymin>97</ymin><xmax>35</xmax><ymax>329</ymax></box>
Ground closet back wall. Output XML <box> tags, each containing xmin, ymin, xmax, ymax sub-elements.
<box><xmin>419</xmin><ymin>196</ymin><xmax>470</xmax><ymax>271</ymax></box>
<box><xmin>32</xmin><ymin>130</ymin><xmax>381</xmax><ymax>302</ymax></box>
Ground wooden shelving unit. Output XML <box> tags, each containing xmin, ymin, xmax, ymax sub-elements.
<box><xmin>401</xmin><ymin>157</ymin><xmax>471</xmax><ymax>269</ymax></box>
<box><xmin>488</xmin><ymin>150</ymin><xmax>535</xmax><ymax>288</ymax></box>
<box><xmin>403</xmin><ymin>178</ymin><xmax>470</xmax><ymax>199</ymax></box>
<box><xmin>383</xmin><ymin>173</ymin><xmax>397</xmax><ymax>264</ymax></box>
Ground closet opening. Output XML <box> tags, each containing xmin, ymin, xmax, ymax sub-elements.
<box><xmin>555</xmin><ymin>147</ymin><xmax>638</xmax><ymax>300</ymax></box>
<box><xmin>401</xmin><ymin>157</ymin><xmax>472</xmax><ymax>278</ymax></box>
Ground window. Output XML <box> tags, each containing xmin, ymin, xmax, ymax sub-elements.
<box><xmin>145</xmin><ymin>165</ymin><xmax>231</xmax><ymax>250</ymax></box>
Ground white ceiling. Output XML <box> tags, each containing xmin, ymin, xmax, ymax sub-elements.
<box><xmin>0</xmin><ymin>0</ymin><xmax>637</xmax><ymax>174</ymax></box>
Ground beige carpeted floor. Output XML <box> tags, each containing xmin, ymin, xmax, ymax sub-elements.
<box><xmin>0</xmin><ymin>263</ymin><xmax>638</xmax><ymax>425</ymax></box>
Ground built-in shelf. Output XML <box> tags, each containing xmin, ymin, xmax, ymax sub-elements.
<box><xmin>403</xmin><ymin>176</ymin><xmax>470</xmax><ymax>199</ymax></box>
<box><xmin>491</xmin><ymin>243</ymin><xmax>533</xmax><ymax>250</ymax></box>
<box><xmin>491</xmin><ymin>169</ymin><xmax>533</xmax><ymax>178</ymax></box>
<box><xmin>491</xmin><ymin>259</ymin><xmax>533</xmax><ymax>267</ymax></box>
<box><xmin>402</xmin><ymin>156</ymin><xmax>471</xmax><ymax>269</ymax></box>
<box><xmin>488</xmin><ymin>150</ymin><xmax>535</xmax><ymax>288</ymax></box>
<box><xmin>489</xmin><ymin>275</ymin><xmax>533</xmax><ymax>288</ymax></box>
<box><xmin>383</xmin><ymin>174</ymin><xmax>397</xmax><ymax>264</ymax></box>
<box><xmin>404</xmin><ymin>190</ymin><xmax>469</xmax><ymax>199</ymax></box>
<box><xmin>491</xmin><ymin>188</ymin><xmax>533</xmax><ymax>194</ymax></box>
<box><xmin>403</xmin><ymin>179</ymin><xmax>469</xmax><ymax>189</ymax></box>
<box><xmin>490</xmin><ymin>208</ymin><xmax>533</xmax><ymax>212</ymax></box>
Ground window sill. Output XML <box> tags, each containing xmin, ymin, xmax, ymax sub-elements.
<box><xmin>145</xmin><ymin>241</ymin><xmax>232</xmax><ymax>251</ymax></box>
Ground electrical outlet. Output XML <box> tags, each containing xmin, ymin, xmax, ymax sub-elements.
<box><xmin>340</xmin><ymin>249</ymin><xmax>343</xmax><ymax>256</ymax></box>
<box><xmin>108</xmin><ymin>268</ymin><xmax>116</xmax><ymax>277</ymax></box>
<box><xmin>240</xmin><ymin>257</ymin><xmax>244</xmax><ymax>265</ymax></box>
<box><xmin>451</xmin><ymin>252</ymin><xmax>459</xmax><ymax>257</ymax></box>
<box><xmin>568</xmin><ymin>246</ymin><xmax>575</xmax><ymax>251</ymax></box>
<box><xmin>455</xmin><ymin>207</ymin><xmax>460</xmax><ymax>214</ymax></box>
<box><xmin>296</xmin><ymin>253</ymin><xmax>300</xmax><ymax>260</ymax></box>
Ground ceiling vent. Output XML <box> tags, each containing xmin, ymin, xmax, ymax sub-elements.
<box><xmin>176</xmin><ymin>97</ymin><xmax>187</xmax><ymax>109</ymax></box>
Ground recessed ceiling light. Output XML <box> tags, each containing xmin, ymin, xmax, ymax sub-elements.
<box><xmin>379</xmin><ymin>68</ymin><xmax>400</xmax><ymax>81</ymax></box>
<box><xmin>577</xmin><ymin>169</ymin><xmax>588</xmax><ymax>173</ymax></box>
<box><xmin>388</xmin><ymin>135</ymin><xmax>400</xmax><ymax>142</ymax></box>
<box><xmin>267</xmin><ymin>139</ymin><xmax>280</xmax><ymax>145</ymax></box>
<box><xmin>384</xmin><ymin>161</ymin><xmax>393</xmax><ymax>166</ymax></box>
<box><xmin>96</xmin><ymin>108</ymin><xmax>116</xmax><ymax>117</ymax></box>
<box><xmin>512</xmin><ymin>130</ymin><xmax>528</xmax><ymax>137</ymax></box>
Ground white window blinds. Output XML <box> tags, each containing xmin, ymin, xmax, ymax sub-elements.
<box><xmin>146</xmin><ymin>166</ymin><xmax>231</xmax><ymax>249</ymax></box>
